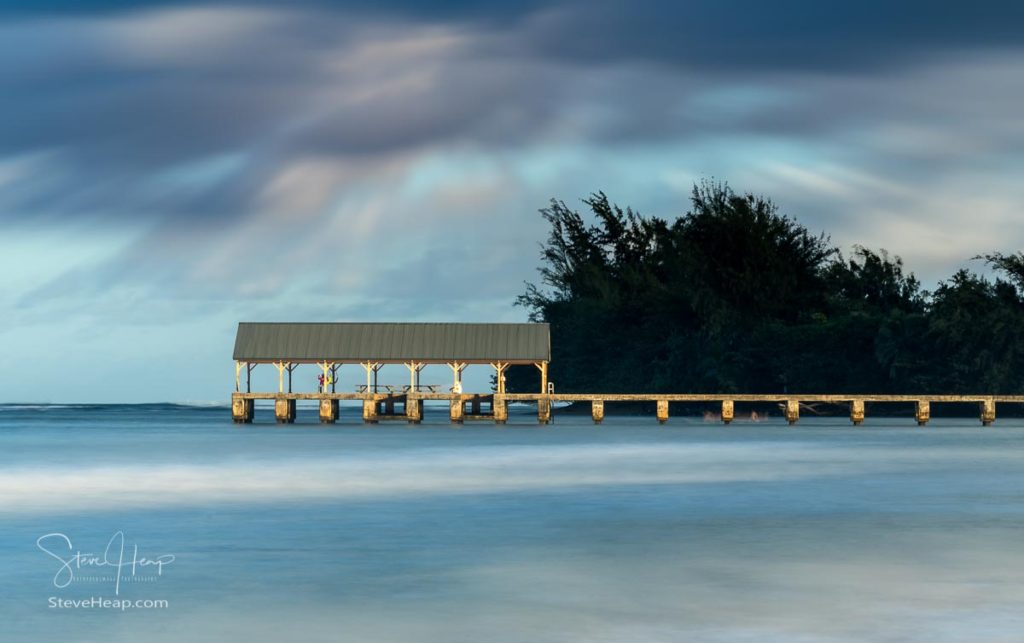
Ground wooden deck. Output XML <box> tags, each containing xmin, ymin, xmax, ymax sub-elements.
<box><xmin>231</xmin><ymin>391</ymin><xmax>1016</xmax><ymax>426</ymax></box>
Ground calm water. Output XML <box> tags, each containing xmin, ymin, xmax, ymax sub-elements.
<box><xmin>2</xmin><ymin>403</ymin><xmax>1023</xmax><ymax>642</ymax></box>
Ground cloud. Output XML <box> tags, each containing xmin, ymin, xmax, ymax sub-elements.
<box><xmin>3</xmin><ymin>1</ymin><xmax>1024</xmax><ymax>400</ymax></box>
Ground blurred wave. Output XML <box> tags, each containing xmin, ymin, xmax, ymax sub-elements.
<box><xmin>0</xmin><ymin>441</ymin><xmax>894</xmax><ymax>513</ymax></box>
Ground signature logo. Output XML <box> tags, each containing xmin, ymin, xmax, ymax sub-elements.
<box><xmin>37</xmin><ymin>531</ymin><xmax>175</xmax><ymax>595</ymax></box>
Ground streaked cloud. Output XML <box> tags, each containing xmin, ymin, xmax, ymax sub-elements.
<box><xmin>2</xmin><ymin>1</ymin><xmax>1023</xmax><ymax>400</ymax></box>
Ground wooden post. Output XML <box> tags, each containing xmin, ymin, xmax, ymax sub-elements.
<box><xmin>591</xmin><ymin>399</ymin><xmax>604</xmax><ymax>424</ymax></box>
<box><xmin>286</xmin><ymin>363</ymin><xmax>296</xmax><ymax>393</ymax></box>
<box><xmin>537</xmin><ymin>397</ymin><xmax>551</xmax><ymax>424</ymax></box>
<box><xmin>656</xmin><ymin>399</ymin><xmax>669</xmax><ymax>424</ymax></box>
<box><xmin>235</xmin><ymin>361</ymin><xmax>242</xmax><ymax>392</ymax></box>
<box><xmin>318</xmin><ymin>361</ymin><xmax>330</xmax><ymax>394</ymax></box>
<box><xmin>491</xmin><ymin>362</ymin><xmax>508</xmax><ymax>394</ymax></box>
<box><xmin>247</xmin><ymin>362</ymin><xmax>255</xmax><ymax>393</ymax></box>
<box><xmin>405</xmin><ymin>362</ymin><xmax>424</xmax><ymax>392</ymax></box>
<box><xmin>330</xmin><ymin>364</ymin><xmax>339</xmax><ymax>393</ymax></box>
<box><xmin>447</xmin><ymin>362</ymin><xmax>466</xmax><ymax>393</ymax></box>
<box><xmin>850</xmin><ymin>399</ymin><xmax>865</xmax><ymax>426</ymax></box>
<box><xmin>319</xmin><ymin>399</ymin><xmax>338</xmax><ymax>423</ymax></box>
<box><xmin>360</xmin><ymin>362</ymin><xmax>380</xmax><ymax>393</ymax></box>
<box><xmin>980</xmin><ymin>398</ymin><xmax>996</xmax><ymax>426</ymax></box>
<box><xmin>493</xmin><ymin>394</ymin><xmax>507</xmax><ymax>424</ymax></box>
<box><xmin>471</xmin><ymin>395</ymin><xmax>482</xmax><ymax>415</ymax></box>
<box><xmin>534</xmin><ymin>361</ymin><xmax>548</xmax><ymax>394</ymax></box>
<box><xmin>274</xmin><ymin>362</ymin><xmax>286</xmax><ymax>393</ymax></box>
<box><xmin>785</xmin><ymin>400</ymin><xmax>800</xmax><ymax>425</ymax></box>
<box><xmin>721</xmin><ymin>400</ymin><xmax>734</xmax><ymax>424</ymax></box>
<box><xmin>915</xmin><ymin>400</ymin><xmax>930</xmax><ymax>426</ymax></box>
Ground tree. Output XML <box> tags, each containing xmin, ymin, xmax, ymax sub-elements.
<box><xmin>513</xmin><ymin>181</ymin><xmax>1024</xmax><ymax>397</ymax></box>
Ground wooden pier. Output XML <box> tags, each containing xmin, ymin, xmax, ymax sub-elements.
<box><xmin>232</xmin><ymin>391</ymin><xmax>1019</xmax><ymax>426</ymax></box>
<box><xmin>230</xmin><ymin>322</ymin><xmax>1019</xmax><ymax>426</ymax></box>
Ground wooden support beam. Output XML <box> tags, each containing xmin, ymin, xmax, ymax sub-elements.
<box><xmin>317</xmin><ymin>361</ymin><xmax>332</xmax><ymax>395</ymax></box>
<box><xmin>656</xmin><ymin>399</ymin><xmax>669</xmax><ymax>424</ymax></box>
<box><xmin>534</xmin><ymin>361</ymin><xmax>548</xmax><ymax>394</ymax></box>
<box><xmin>591</xmin><ymin>399</ymin><xmax>604</xmax><ymax>424</ymax></box>
<box><xmin>490</xmin><ymin>362</ymin><xmax>509</xmax><ymax>394</ymax></box>
<box><xmin>247</xmin><ymin>362</ymin><xmax>255</xmax><ymax>393</ymax></box>
<box><xmin>286</xmin><ymin>362</ymin><xmax>296</xmax><ymax>394</ymax></box>
<box><xmin>235</xmin><ymin>361</ymin><xmax>242</xmax><ymax>392</ymax></box>
<box><xmin>405</xmin><ymin>362</ymin><xmax>425</xmax><ymax>392</ymax></box>
<box><xmin>721</xmin><ymin>400</ymin><xmax>734</xmax><ymax>424</ymax></box>
<box><xmin>916</xmin><ymin>400</ymin><xmax>930</xmax><ymax>426</ymax></box>
<box><xmin>330</xmin><ymin>364</ymin><xmax>339</xmax><ymax>393</ymax></box>
<box><xmin>274</xmin><ymin>362</ymin><xmax>287</xmax><ymax>393</ymax></box>
<box><xmin>360</xmin><ymin>362</ymin><xmax>381</xmax><ymax>393</ymax></box>
<box><xmin>980</xmin><ymin>398</ymin><xmax>996</xmax><ymax>426</ymax></box>
<box><xmin>447</xmin><ymin>362</ymin><xmax>467</xmax><ymax>394</ymax></box>
<box><xmin>850</xmin><ymin>399</ymin><xmax>865</xmax><ymax>426</ymax></box>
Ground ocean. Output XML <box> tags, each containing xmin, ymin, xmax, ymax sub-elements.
<box><xmin>2</xmin><ymin>403</ymin><xmax>1023</xmax><ymax>642</ymax></box>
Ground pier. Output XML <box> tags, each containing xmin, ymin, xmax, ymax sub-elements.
<box><xmin>231</xmin><ymin>322</ymin><xmax>548</xmax><ymax>424</ymax></box>
<box><xmin>231</xmin><ymin>322</ymin><xmax>1019</xmax><ymax>426</ymax></box>
<box><xmin>232</xmin><ymin>391</ymin><xmax>1021</xmax><ymax>426</ymax></box>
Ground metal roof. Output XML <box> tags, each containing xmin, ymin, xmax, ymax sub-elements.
<box><xmin>232</xmin><ymin>322</ymin><xmax>550</xmax><ymax>364</ymax></box>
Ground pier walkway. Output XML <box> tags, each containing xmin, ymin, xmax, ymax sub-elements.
<box><xmin>231</xmin><ymin>391</ymin><xmax>1020</xmax><ymax>426</ymax></box>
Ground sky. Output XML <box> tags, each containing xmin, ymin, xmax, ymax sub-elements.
<box><xmin>2</xmin><ymin>0</ymin><xmax>1023</xmax><ymax>402</ymax></box>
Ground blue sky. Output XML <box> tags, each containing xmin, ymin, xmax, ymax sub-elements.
<box><xmin>2</xmin><ymin>0</ymin><xmax>1023</xmax><ymax>402</ymax></box>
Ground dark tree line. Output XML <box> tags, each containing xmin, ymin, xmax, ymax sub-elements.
<box><xmin>508</xmin><ymin>182</ymin><xmax>1024</xmax><ymax>395</ymax></box>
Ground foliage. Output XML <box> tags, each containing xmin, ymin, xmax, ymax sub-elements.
<box><xmin>511</xmin><ymin>181</ymin><xmax>1024</xmax><ymax>394</ymax></box>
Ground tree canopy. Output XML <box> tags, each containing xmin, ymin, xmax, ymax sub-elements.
<box><xmin>511</xmin><ymin>182</ymin><xmax>1024</xmax><ymax>395</ymax></box>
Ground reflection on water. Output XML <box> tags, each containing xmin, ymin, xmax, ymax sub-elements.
<box><xmin>2</xmin><ymin>404</ymin><xmax>1024</xmax><ymax>642</ymax></box>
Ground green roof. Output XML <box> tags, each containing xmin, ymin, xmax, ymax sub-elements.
<box><xmin>232</xmin><ymin>322</ymin><xmax>550</xmax><ymax>364</ymax></box>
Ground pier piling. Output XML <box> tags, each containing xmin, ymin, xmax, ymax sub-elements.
<box><xmin>721</xmin><ymin>400</ymin><xmax>734</xmax><ymax>424</ymax></box>
<box><xmin>850</xmin><ymin>399</ymin><xmax>865</xmax><ymax>425</ymax></box>
<box><xmin>537</xmin><ymin>398</ymin><xmax>551</xmax><ymax>424</ymax></box>
<box><xmin>232</xmin><ymin>397</ymin><xmax>254</xmax><ymax>423</ymax></box>
<box><xmin>493</xmin><ymin>395</ymin><xmax>508</xmax><ymax>424</ymax></box>
<box><xmin>319</xmin><ymin>399</ymin><xmax>338</xmax><ymax>423</ymax></box>
<box><xmin>450</xmin><ymin>396</ymin><xmax>464</xmax><ymax>423</ymax></box>
<box><xmin>656</xmin><ymin>399</ymin><xmax>669</xmax><ymax>424</ymax></box>
<box><xmin>406</xmin><ymin>397</ymin><xmax>422</xmax><ymax>424</ymax></box>
<box><xmin>980</xmin><ymin>398</ymin><xmax>996</xmax><ymax>426</ymax></box>
<box><xmin>915</xmin><ymin>400</ymin><xmax>930</xmax><ymax>425</ymax></box>
<box><xmin>274</xmin><ymin>397</ymin><xmax>296</xmax><ymax>424</ymax></box>
<box><xmin>785</xmin><ymin>400</ymin><xmax>800</xmax><ymax>425</ymax></box>
<box><xmin>362</xmin><ymin>399</ymin><xmax>378</xmax><ymax>424</ymax></box>
<box><xmin>591</xmin><ymin>399</ymin><xmax>604</xmax><ymax>424</ymax></box>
